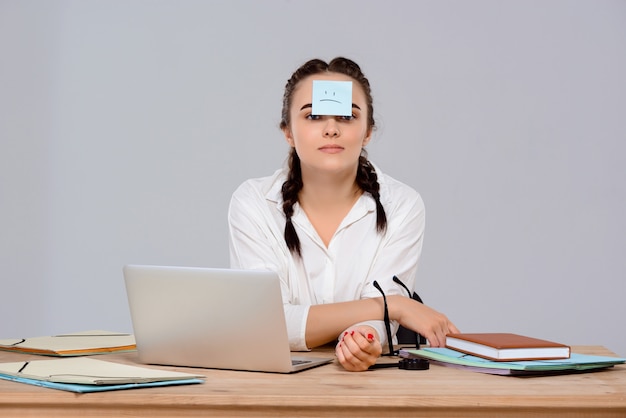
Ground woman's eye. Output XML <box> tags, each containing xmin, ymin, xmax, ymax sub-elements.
<box><xmin>306</xmin><ymin>114</ymin><xmax>321</xmax><ymax>120</ymax></box>
<box><xmin>339</xmin><ymin>115</ymin><xmax>354</xmax><ymax>121</ymax></box>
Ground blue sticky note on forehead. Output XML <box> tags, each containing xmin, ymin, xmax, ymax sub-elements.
<box><xmin>311</xmin><ymin>80</ymin><xmax>353</xmax><ymax>116</ymax></box>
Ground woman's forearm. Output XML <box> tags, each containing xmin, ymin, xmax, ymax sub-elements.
<box><xmin>305</xmin><ymin>298</ymin><xmax>385</xmax><ymax>348</ymax></box>
<box><xmin>305</xmin><ymin>294</ymin><xmax>458</xmax><ymax>349</ymax></box>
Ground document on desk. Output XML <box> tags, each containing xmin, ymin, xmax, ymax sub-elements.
<box><xmin>400</xmin><ymin>347</ymin><xmax>626</xmax><ymax>376</ymax></box>
<box><xmin>0</xmin><ymin>330</ymin><xmax>136</xmax><ymax>356</ymax></box>
<box><xmin>0</xmin><ymin>357</ymin><xmax>205</xmax><ymax>393</ymax></box>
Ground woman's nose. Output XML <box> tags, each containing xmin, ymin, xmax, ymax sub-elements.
<box><xmin>323</xmin><ymin>119</ymin><xmax>340</xmax><ymax>138</ymax></box>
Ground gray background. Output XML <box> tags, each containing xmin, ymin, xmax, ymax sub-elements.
<box><xmin>2</xmin><ymin>0</ymin><xmax>625</xmax><ymax>356</ymax></box>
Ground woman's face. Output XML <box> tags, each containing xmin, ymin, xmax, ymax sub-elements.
<box><xmin>283</xmin><ymin>72</ymin><xmax>372</xmax><ymax>178</ymax></box>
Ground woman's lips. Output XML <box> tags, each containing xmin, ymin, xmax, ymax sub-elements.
<box><xmin>319</xmin><ymin>145</ymin><xmax>344</xmax><ymax>154</ymax></box>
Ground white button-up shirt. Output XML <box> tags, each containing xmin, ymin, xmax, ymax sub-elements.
<box><xmin>228</xmin><ymin>164</ymin><xmax>425</xmax><ymax>351</ymax></box>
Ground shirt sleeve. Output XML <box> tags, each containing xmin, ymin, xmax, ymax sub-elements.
<box><xmin>228</xmin><ymin>179</ymin><xmax>311</xmax><ymax>351</ymax></box>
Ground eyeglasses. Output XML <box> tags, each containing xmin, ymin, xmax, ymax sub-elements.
<box><xmin>370</xmin><ymin>276</ymin><xmax>429</xmax><ymax>370</ymax></box>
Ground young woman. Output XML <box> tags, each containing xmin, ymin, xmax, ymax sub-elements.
<box><xmin>228</xmin><ymin>57</ymin><xmax>458</xmax><ymax>371</ymax></box>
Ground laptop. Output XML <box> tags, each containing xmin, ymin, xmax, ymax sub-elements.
<box><xmin>123</xmin><ymin>265</ymin><xmax>333</xmax><ymax>373</ymax></box>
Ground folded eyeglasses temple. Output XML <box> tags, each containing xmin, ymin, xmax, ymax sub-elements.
<box><xmin>393</xmin><ymin>275</ymin><xmax>423</xmax><ymax>348</ymax></box>
<box><xmin>392</xmin><ymin>276</ymin><xmax>411</xmax><ymax>297</ymax></box>
<box><xmin>372</xmin><ymin>280</ymin><xmax>396</xmax><ymax>356</ymax></box>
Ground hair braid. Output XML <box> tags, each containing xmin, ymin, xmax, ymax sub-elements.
<box><xmin>356</xmin><ymin>153</ymin><xmax>387</xmax><ymax>233</ymax></box>
<box><xmin>281</xmin><ymin>148</ymin><xmax>303</xmax><ymax>256</ymax></box>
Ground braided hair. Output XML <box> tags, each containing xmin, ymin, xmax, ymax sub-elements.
<box><xmin>280</xmin><ymin>57</ymin><xmax>387</xmax><ymax>257</ymax></box>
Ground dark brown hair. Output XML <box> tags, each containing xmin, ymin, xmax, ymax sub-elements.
<box><xmin>280</xmin><ymin>57</ymin><xmax>386</xmax><ymax>256</ymax></box>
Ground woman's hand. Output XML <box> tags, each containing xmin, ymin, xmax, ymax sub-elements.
<box><xmin>335</xmin><ymin>325</ymin><xmax>382</xmax><ymax>372</ymax></box>
<box><xmin>389</xmin><ymin>295</ymin><xmax>459</xmax><ymax>347</ymax></box>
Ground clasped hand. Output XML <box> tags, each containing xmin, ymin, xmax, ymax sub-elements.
<box><xmin>335</xmin><ymin>326</ymin><xmax>382</xmax><ymax>372</ymax></box>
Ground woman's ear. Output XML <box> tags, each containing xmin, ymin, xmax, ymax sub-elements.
<box><xmin>362</xmin><ymin>127</ymin><xmax>373</xmax><ymax>147</ymax></box>
<box><xmin>283</xmin><ymin>127</ymin><xmax>295</xmax><ymax>147</ymax></box>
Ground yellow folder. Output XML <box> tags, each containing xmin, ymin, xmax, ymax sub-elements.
<box><xmin>0</xmin><ymin>330</ymin><xmax>136</xmax><ymax>356</ymax></box>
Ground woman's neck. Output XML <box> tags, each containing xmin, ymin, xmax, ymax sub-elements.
<box><xmin>299</xmin><ymin>168</ymin><xmax>361</xmax><ymax>208</ymax></box>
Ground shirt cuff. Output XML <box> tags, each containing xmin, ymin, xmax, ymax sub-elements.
<box><xmin>285</xmin><ymin>303</ymin><xmax>311</xmax><ymax>351</ymax></box>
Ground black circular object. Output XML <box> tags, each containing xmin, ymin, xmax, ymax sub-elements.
<box><xmin>399</xmin><ymin>358</ymin><xmax>430</xmax><ymax>370</ymax></box>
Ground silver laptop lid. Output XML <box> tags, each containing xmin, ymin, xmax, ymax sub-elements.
<box><xmin>124</xmin><ymin>265</ymin><xmax>300</xmax><ymax>373</ymax></box>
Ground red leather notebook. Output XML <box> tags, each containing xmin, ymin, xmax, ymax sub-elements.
<box><xmin>445</xmin><ymin>333</ymin><xmax>571</xmax><ymax>361</ymax></box>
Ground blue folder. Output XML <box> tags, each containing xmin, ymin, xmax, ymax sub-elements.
<box><xmin>0</xmin><ymin>373</ymin><xmax>204</xmax><ymax>393</ymax></box>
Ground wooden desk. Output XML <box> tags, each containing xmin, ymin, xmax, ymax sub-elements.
<box><xmin>0</xmin><ymin>346</ymin><xmax>624</xmax><ymax>417</ymax></box>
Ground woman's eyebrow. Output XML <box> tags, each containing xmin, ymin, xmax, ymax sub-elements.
<box><xmin>299</xmin><ymin>103</ymin><xmax>362</xmax><ymax>111</ymax></box>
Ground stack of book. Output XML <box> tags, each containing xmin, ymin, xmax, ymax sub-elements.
<box><xmin>400</xmin><ymin>333</ymin><xmax>625</xmax><ymax>376</ymax></box>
